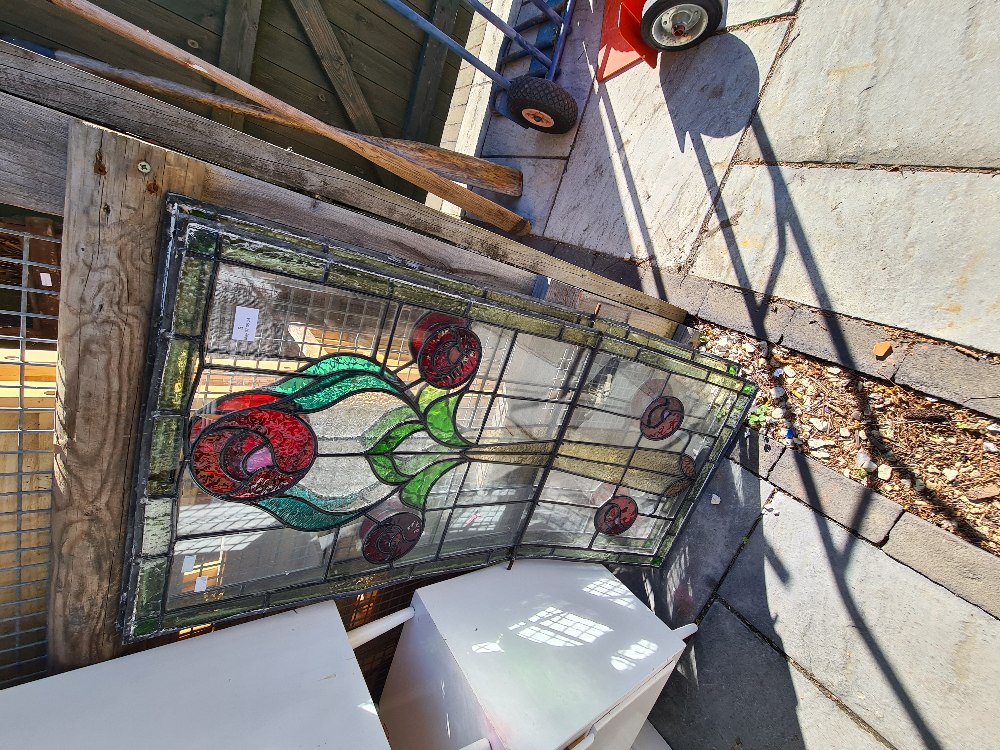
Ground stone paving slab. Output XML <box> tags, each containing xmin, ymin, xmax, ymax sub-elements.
<box><xmin>690</xmin><ymin>165</ymin><xmax>1000</xmax><ymax>352</ymax></box>
<box><xmin>779</xmin><ymin>307</ymin><xmax>912</xmax><ymax>381</ymax></box>
<box><xmin>645</xmin><ymin>459</ymin><xmax>773</xmax><ymax>628</ymax></box>
<box><xmin>720</xmin><ymin>492</ymin><xmax>1000</xmax><ymax>750</ymax></box>
<box><xmin>893</xmin><ymin>343</ymin><xmax>1000</xmax><ymax>418</ymax></box>
<box><xmin>480</xmin><ymin>0</ymin><xmax>603</xmax><ymax>158</ymax></box>
<box><xmin>724</xmin><ymin>0</ymin><xmax>799</xmax><ymax>27</ymax></box>
<box><xmin>883</xmin><ymin>512</ymin><xmax>1000</xmax><ymax>618</ymax></box>
<box><xmin>650</xmin><ymin>604</ymin><xmax>888</xmax><ymax>750</ymax></box>
<box><xmin>737</xmin><ymin>0</ymin><xmax>1000</xmax><ymax>168</ymax></box>
<box><xmin>544</xmin><ymin>23</ymin><xmax>788</xmax><ymax>264</ymax></box>
<box><xmin>477</xmin><ymin>157</ymin><xmax>566</xmax><ymax>234</ymax></box>
<box><xmin>767</xmin><ymin>448</ymin><xmax>903</xmax><ymax>544</ymax></box>
<box><xmin>729</xmin><ymin>429</ymin><xmax>785</xmax><ymax>478</ymax></box>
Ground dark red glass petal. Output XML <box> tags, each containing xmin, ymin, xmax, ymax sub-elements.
<box><xmin>418</xmin><ymin>325</ymin><xmax>481</xmax><ymax>389</ymax></box>
<box><xmin>639</xmin><ymin>396</ymin><xmax>685</xmax><ymax>440</ymax></box>
<box><xmin>594</xmin><ymin>495</ymin><xmax>639</xmax><ymax>535</ymax></box>
<box><xmin>409</xmin><ymin>312</ymin><xmax>470</xmax><ymax>359</ymax></box>
<box><xmin>362</xmin><ymin>512</ymin><xmax>424</xmax><ymax>563</ymax></box>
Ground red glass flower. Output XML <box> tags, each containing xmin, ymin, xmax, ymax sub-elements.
<box><xmin>189</xmin><ymin>392</ymin><xmax>316</xmax><ymax>500</ymax></box>
<box><xmin>595</xmin><ymin>495</ymin><xmax>639</xmax><ymax>535</ymax></box>
<box><xmin>411</xmin><ymin>313</ymin><xmax>481</xmax><ymax>389</ymax></box>
<box><xmin>640</xmin><ymin>395</ymin><xmax>685</xmax><ymax>440</ymax></box>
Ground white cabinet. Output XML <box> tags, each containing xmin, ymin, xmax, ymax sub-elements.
<box><xmin>0</xmin><ymin>601</ymin><xmax>391</xmax><ymax>749</ymax></box>
<box><xmin>379</xmin><ymin>561</ymin><xmax>688</xmax><ymax>750</ymax></box>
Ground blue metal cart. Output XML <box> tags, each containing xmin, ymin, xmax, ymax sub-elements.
<box><xmin>379</xmin><ymin>0</ymin><xmax>580</xmax><ymax>134</ymax></box>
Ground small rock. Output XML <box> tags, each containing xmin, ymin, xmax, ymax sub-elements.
<box><xmin>717</xmin><ymin>337</ymin><xmax>730</xmax><ymax>349</ymax></box>
<box><xmin>808</xmin><ymin>439</ymin><xmax>834</xmax><ymax>449</ymax></box>
<box><xmin>773</xmin><ymin>368</ymin><xmax>784</xmax><ymax>378</ymax></box>
<box><xmin>877</xmin><ymin>464</ymin><xmax>892</xmax><ymax>481</ymax></box>
<box><xmin>872</xmin><ymin>340</ymin><xmax>893</xmax><ymax>359</ymax></box>
<box><xmin>851</xmin><ymin>409</ymin><xmax>863</xmax><ymax>421</ymax></box>
<box><xmin>811</xmin><ymin>450</ymin><xmax>831</xmax><ymax>459</ymax></box>
<box><xmin>783</xmin><ymin>365</ymin><xmax>796</xmax><ymax>378</ymax></box>
<box><xmin>942</xmin><ymin>468</ymin><xmax>959</xmax><ymax>482</ymax></box>
<box><xmin>770</xmin><ymin>386</ymin><xmax>785</xmax><ymax>399</ymax></box>
<box><xmin>710</xmin><ymin>494</ymin><xmax>722</xmax><ymax>505</ymax></box>
<box><xmin>988</xmin><ymin>423</ymin><xmax>1000</xmax><ymax>434</ymax></box>
<box><xmin>914</xmin><ymin>478</ymin><xmax>926</xmax><ymax>491</ymax></box>
<box><xmin>899</xmin><ymin>478</ymin><xmax>912</xmax><ymax>488</ymax></box>
<box><xmin>771</xmin><ymin>407</ymin><xmax>786</xmax><ymax>419</ymax></box>
<box><xmin>742</xmin><ymin>342</ymin><xmax>756</xmax><ymax>355</ymax></box>
<box><xmin>840</xmin><ymin>427</ymin><xmax>851</xmax><ymax>438</ymax></box>
<box><xmin>826</xmin><ymin>367</ymin><xmax>842</xmax><ymax>374</ymax></box>
<box><xmin>942</xmin><ymin>519</ymin><xmax>959</xmax><ymax>533</ymax></box>
<box><xmin>856</xmin><ymin>450</ymin><xmax>872</xmax><ymax>468</ymax></box>
<box><xmin>968</xmin><ymin>484</ymin><xmax>1000</xmax><ymax>502</ymax></box>
<box><xmin>984</xmin><ymin>441</ymin><xmax>998</xmax><ymax>454</ymax></box>
<box><xmin>809</xmin><ymin>418</ymin><xmax>829</xmax><ymax>431</ymax></box>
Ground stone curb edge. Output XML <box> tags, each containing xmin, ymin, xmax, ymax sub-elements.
<box><xmin>517</xmin><ymin>234</ymin><xmax>1000</xmax><ymax>420</ymax></box>
<box><xmin>728</xmin><ymin>430</ymin><xmax>1000</xmax><ymax>619</ymax></box>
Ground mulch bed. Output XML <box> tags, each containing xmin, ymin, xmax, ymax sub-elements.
<box><xmin>695</xmin><ymin>323</ymin><xmax>1000</xmax><ymax>557</ymax></box>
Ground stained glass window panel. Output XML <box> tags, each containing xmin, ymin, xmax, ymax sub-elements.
<box><xmin>121</xmin><ymin>198</ymin><xmax>756</xmax><ymax>641</ymax></box>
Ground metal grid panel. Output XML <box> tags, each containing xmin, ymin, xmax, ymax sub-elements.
<box><xmin>0</xmin><ymin>221</ymin><xmax>59</xmax><ymax>689</ymax></box>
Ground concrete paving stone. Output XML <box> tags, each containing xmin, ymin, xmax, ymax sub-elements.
<box><xmin>544</xmin><ymin>23</ymin><xmax>788</xmax><ymax>264</ymax></box>
<box><xmin>767</xmin><ymin>449</ymin><xmax>903</xmax><ymax>544</ymax></box>
<box><xmin>780</xmin><ymin>307</ymin><xmax>912</xmax><ymax>381</ymax></box>
<box><xmin>643</xmin><ymin>460</ymin><xmax>773</xmax><ymax>628</ymax></box>
<box><xmin>473</xmin><ymin>157</ymin><xmax>567</xmax><ymax>234</ymax></box>
<box><xmin>884</xmin><ymin>512</ymin><xmax>1000</xmax><ymax>618</ymax></box>
<box><xmin>649</xmin><ymin>604</ymin><xmax>888</xmax><ymax>750</ymax></box>
<box><xmin>480</xmin><ymin>0</ymin><xmax>603</xmax><ymax>158</ymax></box>
<box><xmin>720</xmin><ymin>492</ymin><xmax>1000</xmax><ymax>750</ymax></box>
<box><xmin>690</xmin><ymin>165</ymin><xmax>1000</xmax><ymax>352</ymax></box>
<box><xmin>728</xmin><ymin>429</ymin><xmax>785</xmax><ymax>478</ymax></box>
<box><xmin>893</xmin><ymin>343</ymin><xmax>1000</xmax><ymax>419</ymax></box>
<box><xmin>696</xmin><ymin>281</ymin><xmax>796</xmax><ymax>343</ymax></box>
<box><xmin>737</xmin><ymin>0</ymin><xmax>1000</xmax><ymax>167</ymax></box>
<box><xmin>724</xmin><ymin>0</ymin><xmax>799</xmax><ymax>27</ymax></box>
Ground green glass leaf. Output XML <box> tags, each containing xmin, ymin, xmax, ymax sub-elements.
<box><xmin>367</xmin><ymin>454</ymin><xmax>411</xmax><ymax>485</ymax></box>
<box><xmin>417</xmin><ymin>384</ymin><xmax>449</xmax><ymax>412</ymax></box>
<box><xmin>361</xmin><ymin>405</ymin><xmax>419</xmax><ymax>449</ymax></box>
<box><xmin>424</xmin><ymin>392</ymin><xmax>469</xmax><ymax>447</ymax></box>
<box><xmin>370</xmin><ymin>421</ymin><xmax>424</xmax><ymax>455</ymax></box>
<box><xmin>254</xmin><ymin>494</ymin><xmax>361</xmax><ymax>531</ymax></box>
<box><xmin>292</xmin><ymin>373</ymin><xmax>400</xmax><ymax>412</ymax></box>
<box><xmin>400</xmin><ymin>458</ymin><xmax>463</xmax><ymax>510</ymax></box>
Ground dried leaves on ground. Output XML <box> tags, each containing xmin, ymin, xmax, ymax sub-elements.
<box><xmin>695</xmin><ymin>324</ymin><xmax>1000</xmax><ymax>557</ymax></box>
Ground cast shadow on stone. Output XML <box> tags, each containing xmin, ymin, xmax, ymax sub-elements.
<box><xmin>626</xmin><ymin>34</ymin><xmax>946</xmax><ymax>749</ymax></box>
<box><xmin>616</xmin><ymin>454</ymin><xmax>805</xmax><ymax>750</ymax></box>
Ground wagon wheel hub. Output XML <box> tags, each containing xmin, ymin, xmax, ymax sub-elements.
<box><xmin>521</xmin><ymin>108</ymin><xmax>555</xmax><ymax>128</ymax></box>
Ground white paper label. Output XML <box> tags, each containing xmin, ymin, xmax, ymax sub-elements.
<box><xmin>181</xmin><ymin>555</ymin><xmax>195</xmax><ymax>573</ymax></box>
<box><xmin>232</xmin><ymin>306</ymin><xmax>259</xmax><ymax>341</ymax></box>
<box><xmin>39</xmin><ymin>272</ymin><xmax>52</xmax><ymax>287</ymax></box>
<box><xmin>194</xmin><ymin>576</ymin><xmax>208</xmax><ymax>593</ymax></box>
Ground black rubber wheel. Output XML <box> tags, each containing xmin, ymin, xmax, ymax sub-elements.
<box><xmin>506</xmin><ymin>76</ymin><xmax>578</xmax><ymax>134</ymax></box>
<box><xmin>640</xmin><ymin>0</ymin><xmax>722</xmax><ymax>51</ymax></box>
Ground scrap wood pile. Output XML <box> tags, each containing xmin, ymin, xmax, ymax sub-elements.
<box><xmin>696</xmin><ymin>323</ymin><xmax>1000</xmax><ymax>557</ymax></box>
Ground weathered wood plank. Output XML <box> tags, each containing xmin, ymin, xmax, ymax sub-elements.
<box><xmin>0</xmin><ymin>46</ymin><xmax>688</xmax><ymax>325</ymax></box>
<box><xmin>0</xmin><ymin>93</ymin><xmax>68</xmax><ymax>214</ymax></box>
<box><xmin>404</xmin><ymin>0</ymin><xmax>461</xmax><ymax>143</ymax></box>
<box><xmin>213</xmin><ymin>0</ymin><xmax>263</xmax><ymax>129</ymax></box>
<box><xmin>290</xmin><ymin>0</ymin><xmax>381</xmax><ymax>137</ymax></box>
<box><xmin>49</xmin><ymin>122</ymin><xmax>206</xmax><ymax>671</ymax></box>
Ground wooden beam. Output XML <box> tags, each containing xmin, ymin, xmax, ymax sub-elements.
<box><xmin>289</xmin><ymin>0</ymin><xmax>381</xmax><ymax>138</ymax></box>
<box><xmin>404</xmin><ymin>0</ymin><xmax>461</xmax><ymax>143</ymax></box>
<box><xmin>0</xmin><ymin>43</ymin><xmax>687</xmax><ymax>327</ymax></box>
<box><xmin>213</xmin><ymin>0</ymin><xmax>263</xmax><ymax>130</ymax></box>
<box><xmin>48</xmin><ymin>122</ymin><xmax>206</xmax><ymax>671</ymax></box>
<box><xmin>47</xmin><ymin>0</ymin><xmax>528</xmax><ymax>235</ymax></box>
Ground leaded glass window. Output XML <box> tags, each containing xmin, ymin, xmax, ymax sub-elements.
<box><xmin>122</xmin><ymin>198</ymin><xmax>756</xmax><ymax>640</ymax></box>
